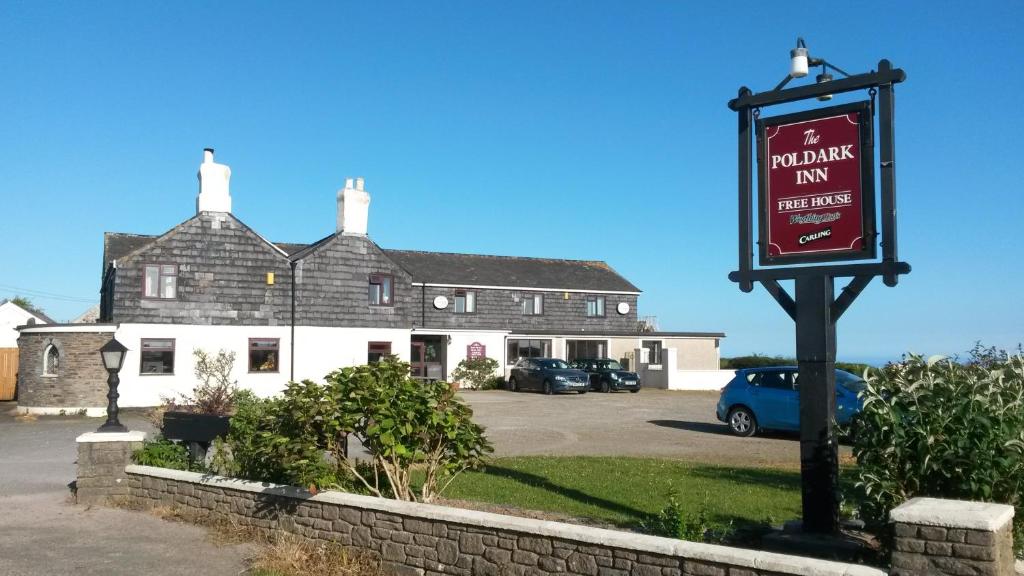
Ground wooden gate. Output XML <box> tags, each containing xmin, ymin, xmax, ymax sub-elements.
<box><xmin>0</xmin><ymin>348</ymin><xmax>18</xmax><ymax>401</ymax></box>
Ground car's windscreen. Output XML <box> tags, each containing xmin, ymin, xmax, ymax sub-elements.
<box><xmin>836</xmin><ymin>370</ymin><xmax>867</xmax><ymax>393</ymax></box>
<box><xmin>540</xmin><ymin>360</ymin><xmax>570</xmax><ymax>370</ymax></box>
<box><xmin>598</xmin><ymin>360</ymin><xmax>623</xmax><ymax>370</ymax></box>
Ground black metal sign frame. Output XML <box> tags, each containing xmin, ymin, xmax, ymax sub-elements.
<box><xmin>756</xmin><ymin>100</ymin><xmax>876</xmax><ymax>266</ymax></box>
<box><xmin>727</xmin><ymin>59</ymin><xmax>909</xmax><ymax>535</ymax></box>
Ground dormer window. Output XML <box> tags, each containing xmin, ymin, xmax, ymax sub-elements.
<box><xmin>369</xmin><ymin>274</ymin><xmax>394</xmax><ymax>306</ymax></box>
<box><xmin>143</xmin><ymin>264</ymin><xmax>177</xmax><ymax>299</ymax></box>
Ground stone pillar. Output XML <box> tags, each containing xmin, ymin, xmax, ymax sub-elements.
<box><xmin>75</xmin><ymin>431</ymin><xmax>146</xmax><ymax>505</ymax></box>
<box><xmin>890</xmin><ymin>497</ymin><xmax>1016</xmax><ymax>576</ymax></box>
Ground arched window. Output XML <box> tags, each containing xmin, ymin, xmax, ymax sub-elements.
<box><xmin>43</xmin><ymin>344</ymin><xmax>59</xmax><ymax>376</ymax></box>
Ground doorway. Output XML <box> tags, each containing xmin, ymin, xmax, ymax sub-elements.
<box><xmin>410</xmin><ymin>335</ymin><xmax>447</xmax><ymax>381</ymax></box>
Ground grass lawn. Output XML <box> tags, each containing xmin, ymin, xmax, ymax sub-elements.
<box><xmin>440</xmin><ymin>456</ymin><xmax>808</xmax><ymax>531</ymax></box>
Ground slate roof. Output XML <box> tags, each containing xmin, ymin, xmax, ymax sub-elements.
<box><xmin>382</xmin><ymin>249</ymin><xmax>641</xmax><ymax>293</ymax></box>
<box><xmin>102</xmin><ymin>232</ymin><xmax>641</xmax><ymax>293</ymax></box>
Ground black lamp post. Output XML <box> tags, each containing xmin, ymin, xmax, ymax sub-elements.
<box><xmin>98</xmin><ymin>337</ymin><xmax>128</xmax><ymax>433</ymax></box>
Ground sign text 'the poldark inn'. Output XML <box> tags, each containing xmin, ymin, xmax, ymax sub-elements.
<box><xmin>756</xmin><ymin>101</ymin><xmax>876</xmax><ymax>265</ymax></box>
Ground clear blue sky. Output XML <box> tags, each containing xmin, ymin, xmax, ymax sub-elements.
<box><xmin>2</xmin><ymin>1</ymin><xmax>1021</xmax><ymax>364</ymax></box>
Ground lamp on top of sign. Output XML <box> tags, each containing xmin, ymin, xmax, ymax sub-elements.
<box><xmin>757</xmin><ymin>101</ymin><xmax>876</xmax><ymax>266</ymax></box>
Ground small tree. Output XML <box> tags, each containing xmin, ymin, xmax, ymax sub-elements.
<box><xmin>164</xmin><ymin>349</ymin><xmax>239</xmax><ymax>415</ymax></box>
<box><xmin>450</xmin><ymin>357</ymin><xmax>501</xmax><ymax>390</ymax></box>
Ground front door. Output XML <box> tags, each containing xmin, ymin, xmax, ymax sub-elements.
<box><xmin>410</xmin><ymin>342</ymin><xmax>426</xmax><ymax>378</ymax></box>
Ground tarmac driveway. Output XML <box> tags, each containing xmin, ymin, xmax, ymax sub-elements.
<box><xmin>462</xmin><ymin>389</ymin><xmax>852</xmax><ymax>468</ymax></box>
<box><xmin>0</xmin><ymin>406</ymin><xmax>252</xmax><ymax>576</ymax></box>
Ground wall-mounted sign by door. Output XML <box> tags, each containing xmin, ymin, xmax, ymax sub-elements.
<box><xmin>757</xmin><ymin>101</ymin><xmax>875</xmax><ymax>265</ymax></box>
<box><xmin>467</xmin><ymin>342</ymin><xmax>486</xmax><ymax>360</ymax></box>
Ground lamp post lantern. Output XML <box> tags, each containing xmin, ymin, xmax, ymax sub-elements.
<box><xmin>97</xmin><ymin>337</ymin><xmax>129</xmax><ymax>433</ymax></box>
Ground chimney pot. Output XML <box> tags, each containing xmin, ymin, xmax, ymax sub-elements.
<box><xmin>197</xmin><ymin>147</ymin><xmax>232</xmax><ymax>213</ymax></box>
<box><xmin>337</xmin><ymin>176</ymin><xmax>370</xmax><ymax>235</ymax></box>
<box><xmin>345</xmin><ymin>177</ymin><xmax>355</xmax><ymax>189</ymax></box>
<box><xmin>355</xmin><ymin>177</ymin><xmax>365</xmax><ymax>191</ymax></box>
<box><xmin>203</xmin><ymin>148</ymin><xmax>215</xmax><ymax>163</ymax></box>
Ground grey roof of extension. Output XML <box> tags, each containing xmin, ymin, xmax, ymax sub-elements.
<box><xmin>102</xmin><ymin>231</ymin><xmax>641</xmax><ymax>293</ymax></box>
<box><xmin>382</xmin><ymin>249</ymin><xmax>641</xmax><ymax>293</ymax></box>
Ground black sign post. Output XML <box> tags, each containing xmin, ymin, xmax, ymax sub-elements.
<box><xmin>728</xmin><ymin>58</ymin><xmax>910</xmax><ymax>534</ymax></box>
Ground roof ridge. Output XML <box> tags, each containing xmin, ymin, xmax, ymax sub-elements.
<box><xmin>383</xmin><ymin>248</ymin><xmax>608</xmax><ymax>265</ymax></box>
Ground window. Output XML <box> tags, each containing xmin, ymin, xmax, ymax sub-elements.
<box><xmin>368</xmin><ymin>274</ymin><xmax>394</xmax><ymax>306</ymax></box>
<box><xmin>566</xmin><ymin>340</ymin><xmax>608</xmax><ymax>363</ymax></box>
<box><xmin>140</xmin><ymin>339</ymin><xmax>175</xmax><ymax>375</ymax></box>
<box><xmin>585</xmin><ymin>295</ymin><xmax>606</xmax><ymax>317</ymax></box>
<box><xmin>454</xmin><ymin>290</ymin><xmax>476</xmax><ymax>314</ymax></box>
<box><xmin>507</xmin><ymin>339</ymin><xmax>551</xmax><ymax>362</ymax></box>
<box><xmin>42</xmin><ymin>344</ymin><xmax>59</xmax><ymax>376</ymax></box>
<box><xmin>756</xmin><ymin>371</ymin><xmax>795</xmax><ymax>391</ymax></box>
<box><xmin>642</xmin><ymin>340</ymin><xmax>663</xmax><ymax>364</ymax></box>
<box><xmin>248</xmin><ymin>338</ymin><xmax>279</xmax><ymax>373</ymax></box>
<box><xmin>368</xmin><ymin>341</ymin><xmax>392</xmax><ymax>363</ymax></box>
<box><xmin>521</xmin><ymin>294</ymin><xmax>543</xmax><ymax>315</ymax></box>
<box><xmin>143</xmin><ymin>264</ymin><xmax>177</xmax><ymax>299</ymax></box>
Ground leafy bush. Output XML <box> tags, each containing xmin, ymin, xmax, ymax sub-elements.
<box><xmin>720</xmin><ymin>355</ymin><xmax>874</xmax><ymax>377</ymax></box>
<box><xmin>853</xmin><ymin>351</ymin><xmax>1024</xmax><ymax>555</ymax></box>
<box><xmin>326</xmin><ymin>358</ymin><xmax>493</xmax><ymax>502</ymax></box>
<box><xmin>450</xmin><ymin>357</ymin><xmax>501</xmax><ymax>390</ymax></box>
<box><xmin>219</xmin><ymin>358</ymin><xmax>492</xmax><ymax>502</ymax></box>
<box><xmin>133</xmin><ymin>437</ymin><xmax>199</xmax><ymax>471</ymax></box>
<box><xmin>641</xmin><ymin>491</ymin><xmax>731</xmax><ymax>543</ymax></box>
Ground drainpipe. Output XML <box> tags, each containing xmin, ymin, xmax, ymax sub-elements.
<box><xmin>421</xmin><ymin>284</ymin><xmax>426</xmax><ymax>327</ymax></box>
<box><xmin>290</xmin><ymin>261</ymin><xmax>297</xmax><ymax>381</ymax></box>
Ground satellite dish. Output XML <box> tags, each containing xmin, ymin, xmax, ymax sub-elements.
<box><xmin>616</xmin><ymin>302</ymin><xmax>630</xmax><ymax>315</ymax></box>
<box><xmin>433</xmin><ymin>296</ymin><xmax>449</xmax><ymax>309</ymax></box>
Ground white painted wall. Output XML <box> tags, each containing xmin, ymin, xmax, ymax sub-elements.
<box><xmin>114</xmin><ymin>323</ymin><xmax>411</xmax><ymax>407</ymax></box>
<box><xmin>443</xmin><ymin>331</ymin><xmax>508</xmax><ymax>380</ymax></box>
<box><xmin>635</xmin><ymin>346</ymin><xmax>735</xmax><ymax>391</ymax></box>
<box><xmin>0</xmin><ymin>302</ymin><xmax>48</xmax><ymax>347</ymax></box>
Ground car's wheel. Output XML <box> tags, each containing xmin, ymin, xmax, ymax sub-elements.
<box><xmin>600</xmin><ymin>380</ymin><xmax>610</xmax><ymax>393</ymax></box>
<box><xmin>508</xmin><ymin>377</ymin><xmax>518</xmax><ymax>392</ymax></box>
<box><xmin>543</xmin><ymin>380</ymin><xmax>553</xmax><ymax>395</ymax></box>
<box><xmin>629</xmin><ymin>389</ymin><xmax>639</xmax><ymax>394</ymax></box>
<box><xmin>578</xmin><ymin>390</ymin><xmax>587</xmax><ymax>395</ymax></box>
<box><xmin>728</xmin><ymin>407</ymin><xmax>757</xmax><ymax>437</ymax></box>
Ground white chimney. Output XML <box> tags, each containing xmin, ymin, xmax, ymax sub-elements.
<box><xmin>197</xmin><ymin>148</ymin><xmax>232</xmax><ymax>213</ymax></box>
<box><xmin>337</xmin><ymin>176</ymin><xmax>370</xmax><ymax>235</ymax></box>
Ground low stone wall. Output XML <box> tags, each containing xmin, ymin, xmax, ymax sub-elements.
<box><xmin>122</xmin><ymin>465</ymin><xmax>884</xmax><ymax>576</ymax></box>
<box><xmin>17</xmin><ymin>325</ymin><xmax>117</xmax><ymax>415</ymax></box>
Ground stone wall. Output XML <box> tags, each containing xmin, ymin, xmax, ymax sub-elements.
<box><xmin>17</xmin><ymin>326</ymin><xmax>115</xmax><ymax>411</ymax></box>
<box><xmin>76</xmin><ymin>432</ymin><xmax>146</xmax><ymax>505</ymax></box>
<box><xmin>122</xmin><ymin>465</ymin><xmax>885</xmax><ymax>576</ymax></box>
<box><xmin>890</xmin><ymin>498</ymin><xmax>1016</xmax><ymax>576</ymax></box>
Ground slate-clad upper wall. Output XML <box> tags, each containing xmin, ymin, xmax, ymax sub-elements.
<box><xmin>294</xmin><ymin>235</ymin><xmax>413</xmax><ymax>328</ymax></box>
<box><xmin>411</xmin><ymin>286</ymin><xmax>639</xmax><ymax>333</ymax></box>
<box><xmin>110</xmin><ymin>213</ymin><xmax>293</xmax><ymax>325</ymax></box>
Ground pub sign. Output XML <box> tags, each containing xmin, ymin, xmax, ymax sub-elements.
<box><xmin>467</xmin><ymin>342</ymin><xmax>486</xmax><ymax>360</ymax></box>
<box><xmin>757</xmin><ymin>101</ymin><xmax>875</xmax><ymax>265</ymax></box>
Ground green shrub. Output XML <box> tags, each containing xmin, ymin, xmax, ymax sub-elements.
<box><xmin>641</xmin><ymin>491</ymin><xmax>729</xmax><ymax>543</ymax></box>
<box><xmin>450</xmin><ymin>357</ymin><xmax>501</xmax><ymax>390</ymax></box>
<box><xmin>133</xmin><ymin>437</ymin><xmax>199</xmax><ymax>471</ymax></box>
<box><xmin>853</xmin><ymin>351</ymin><xmax>1024</xmax><ymax>556</ymax></box>
<box><xmin>721</xmin><ymin>354</ymin><xmax>874</xmax><ymax>376</ymax></box>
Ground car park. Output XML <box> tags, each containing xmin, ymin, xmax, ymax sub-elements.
<box><xmin>715</xmin><ymin>366</ymin><xmax>866</xmax><ymax>436</ymax></box>
<box><xmin>508</xmin><ymin>358</ymin><xmax>590</xmax><ymax>394</ymax></box>
<box><xmin>570</xmin><ymin>358</ymin><xmax>641</xmax><ymax>393</ymax></box>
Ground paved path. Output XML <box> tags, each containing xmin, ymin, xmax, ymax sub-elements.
<box><xmin>0</xmin><ymin>405</ymin><xmax>253</xmax><ymax>576</ymax></box>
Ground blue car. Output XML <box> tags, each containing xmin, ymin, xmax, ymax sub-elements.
<box><xmin>715</xmin><ymin>366</ymin><xmax>867</xmax><ymax>436</ymax></box>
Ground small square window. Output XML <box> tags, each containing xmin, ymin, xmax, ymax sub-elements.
<box><xmin>586</xmin><ymin>295</ymin><xmax>606</xmax><ymax>317</ymax></box>
<box><xmin>140</xmin><ymin>339</ymin><xmax>175</xmax><ymax>375</ymax></box>
<box><xmin>454</xmin><ymin>290</ymin><xmax>476</xmax><ymax>314</ymax></box>
<box><xmin>369</xmin><ymin>274</ymin><xmax>394</xmax><ymax>306</ymax></box>
<box><xmin>368</xmin><ymin>341</ymin><xmax>392</xmax><ymax>363</ymax></box>
<box><xmin>521</xmin><ymin>294</ymin><xmax>543</xmax><ymax>315</ymax></box>
<box><xmin>249</xmin><ymin>338</ymin><xmax>279</xmax><ymax>373</ymax></box>
<box><xmin>143</xmin><ymin>264</ymin><xmax>177</xmax><ymax>299</ymax></box>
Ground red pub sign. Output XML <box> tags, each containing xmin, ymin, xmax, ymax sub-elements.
<box><xmin>467</xmin><ymin>342</ymin><xmax>486</xmax><ymax>360</ymax></box>
<box><xmin>757</xmin><ymin>101</ymin><xmax>876</xmax><ymax>265</ymax></box>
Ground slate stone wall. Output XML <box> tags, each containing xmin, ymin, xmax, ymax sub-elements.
<box><xmin>109</xmin><ymin>213</ymin><xmax>294</xmax><ymax>325</ymax></box>
<box><xmin>120</xmin><ymin>466</ymin><xmax>885</xmax><ymax>576</ymax></box>
<box><xmin>17</xmin><ymin>330</ymin><xmax>112</xmax><ymax>408</ymax></box>
<box><xmin>76</xmin><ymin>433</ymin><xmax>146</xmax><ymax>505</ymax></box>
<box><xmin>413</xmin><ymin>287</ymin><xmax>639</xmax><ymax>333</ymax></box>
<box><xmin>294</xmin><ymin>235</ymin><xmax>413</xmax><ymax>328</ymax></box>
<box><xmin>891</xmin><ymin>519</ymin><xmax>1016</xmax><ymax>575</ymax></box>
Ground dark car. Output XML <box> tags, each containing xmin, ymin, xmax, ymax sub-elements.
<box><xmin>508</xmin><ymin>358</ymin><xmax>590</xmax><ymax>394</ymax></box>
<box><xmin>715</xmin><ymin>366</ymin><xmax>867</xmax><ymax>437</ymax></box>
<box><xmin>570</xmin><ymin>358</ymin><xmax>641</xmax><ymax>393</ymax></box>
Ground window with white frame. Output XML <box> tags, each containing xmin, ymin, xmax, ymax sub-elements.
<box><xmin>521</xmin><ymin>294</ymin><xmax>543</xmax><ymax>315</ymax></box>
<box><xmin>586</xmin><ymin>295</ymin><xmax>606</xmax><ymax>317</ymax></box>
<box><xmin>143</xmin><ymin>264</ymin><xmax>177</xmax><ymax>299</ymax></box>
<box><xmin>454</xmin><ymin>290</ymin><xmax>476</xmax><ymax>314</ymax></box>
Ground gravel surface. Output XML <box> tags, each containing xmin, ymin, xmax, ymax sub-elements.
<box><xmin>462</xmin><ymin>389</ymin><xmax>852</xmax><ymax>468</ymax></box>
